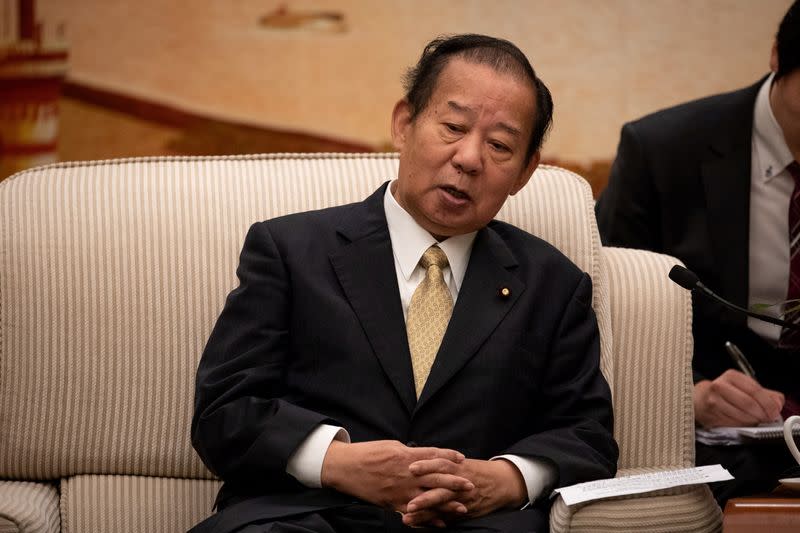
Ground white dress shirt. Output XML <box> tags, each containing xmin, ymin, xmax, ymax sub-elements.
<box><xmin>286</xmin><ymin>182</ymin><xmax>556</xmax><ymax>504</ymax></box>
<box><xmin>748</xmin><ymin>73</ymin><xmax>796</xmax><ymax>342</ymax></box>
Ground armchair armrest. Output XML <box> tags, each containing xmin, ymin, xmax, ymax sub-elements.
<box><xmin>549</xmin><ymin>467</ymin><xmax>721</xmax><ymax>532</ymax></box>
<box><xmin>547</xmin><ymin>247</ymin><xmax>722</xmax><ymax>531</ymax></box>
<box><xmin>0</xmin><ymin>481</ymin><xmax>60</xmax><ymax>533</ymax></box>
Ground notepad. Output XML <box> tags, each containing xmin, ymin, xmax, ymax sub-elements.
<box><xmin>696</xmin><ymin>422</ymin><xmax>800</xmax><ymax>445</ymax></box>
<box><xmin>738</xmin><ymin>424</ymin><xmax>800</xmax><ymax>440</ymax></box>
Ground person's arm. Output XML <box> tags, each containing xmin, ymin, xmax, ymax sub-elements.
<box><xmin>286</xmin><ymin>425</ymin><xmax>350</xmax><ymax>487</ymax></box>
<box><xmin>192</xmin><ymin>222</ymin><xmax>473</xmax><ymax>507</ymax></box>
<box><xmin>498</xmin><ymin>273</ymin><xmax>618</xmax><ymax>487</ymax></box>
<box><xmin>595</xmin><ymin>122</ymin><xmax>662</xmax><ymax>251</ymax></box>
<box><xmin>191</xmin><ymin>222</ymin><xmax>336</xmax><ymax>487</ymax></box>
<box><xmin>491</xmin><ymin>454</ymin><xmax>557</xmax><ymax>505</ymax></box>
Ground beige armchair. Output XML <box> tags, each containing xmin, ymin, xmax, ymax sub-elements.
<box><xmin>0</xmin><ymin>153</ymin><xmax>721</xmax><ymax>532</ymax></box>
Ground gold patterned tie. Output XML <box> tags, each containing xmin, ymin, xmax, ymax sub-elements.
<box><xmin>406</xmin><ymin>245</ymin><xmax>453</xmax><ymax>398</ymax></box>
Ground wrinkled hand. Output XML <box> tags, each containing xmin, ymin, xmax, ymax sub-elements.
<box><xmin>694</xmin><ymin>369</ymin><xmax>784</xmax><ymax>428</ymax></box>
<box><xmin>320</xmin><ymin>440</ymin><xmax>473</xmax><ymax>519</ymax></box>
<box><xmin>401</xmin><ymin>458</ymin><xmax>527</xmax><ymax>528</ymax></box>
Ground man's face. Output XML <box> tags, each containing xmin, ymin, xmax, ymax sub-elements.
<box><xmin>391</xmin><ymin>57</ymin><xmax>540</xmax><ymax>239</ymax></box>
<box><xmin>770</xmin><ymin>44</ymin><xmax>800</xmax><ymax>143</ymax></box>
<box><xmin>771</xmin><ymin>69</ymin><xmax>800</xmax><ymax>135</ymax></box>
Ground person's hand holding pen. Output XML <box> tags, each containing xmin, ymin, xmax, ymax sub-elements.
<box><xmin>693</xmin><ymin>341</ymin><xmax>785</xmax><ymax>428</ymax></box>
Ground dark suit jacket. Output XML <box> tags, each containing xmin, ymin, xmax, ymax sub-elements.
<box><xmin>596</xmin><ymin>77</ymin><xmax>800</xmax><ymax>393</ymax></box>
<box><xmin>192</xmin><ymin>183</ymin><xmax>617</xmax><ymax>529</ymax></box>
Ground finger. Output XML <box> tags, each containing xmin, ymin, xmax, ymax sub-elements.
<box><xmin>711</xmin><ymin>372</ymin><xmax>774</xmax><ymax>423</ymax></box>
<box><xmin>700</xmin><ymin>384</ymin><xmax>759</xmax><ymax>427</ymax></box>
<box><xmin>419</xmin><ymin>472</ymin><xmax>474</xmax><ymax>492</ymax></box>
<box><xmin>403</xmin><ymin>497</ymin><xmax>471</xmax><ymax>528</ymax></box>
<box><xmin>435</xmin><ymin>500</ymin><xmax>469</xmax><ymax>515</ymax></box>
<box><xmin>407</xmin><ymin>488</ymin><xmax>467</xmax><ymax>514</ymax></box>
<box><xmin>412</xmin><ymin>447</ymin><xmax>465</xmax><ymax>463</ymax></box>
<box><xmin>722</xmin><ymin>370</ymin><xmax>786</xmax><ymax>420</ymax></box>
<box><xmin>402</xmin><ymin>510</ymin><xmax>448</xmax><ymax>528</ymax></box>
<box><xmin>708</xmin><ymin>392</ymin><xmax>762</xmax><ymax>426</ymax></box>
<box><xmin>409</xmin><ymin>458</ymin><xmax>460</xmax><ymax>476</ymax></box>
<box><xmin>751</xmin><ymin>388</ymin><xmax>784</xmax><ymax>421</ymax></box>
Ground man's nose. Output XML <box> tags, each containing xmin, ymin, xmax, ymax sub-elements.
<box><xmin>451</xmin><ymin>135</ymin><xmax>483</xmax><ymax>175</ymax></box>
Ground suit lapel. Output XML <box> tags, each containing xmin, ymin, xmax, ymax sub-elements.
<box><xmin>701</xmin><ymin>82</ymin><xmax>761</xmax><ymax>310</ymax></box>
<box><xmin>329</xmin><ymin>184</ymin><xmax>417</xmax><ymax>414</ymax></box>
<box><xmin>416</xmin><ymin>226</ymin><xmax>525</xmax><ymax>409</ymax></box>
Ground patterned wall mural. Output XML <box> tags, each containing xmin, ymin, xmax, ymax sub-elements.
<box><xmin>0</xmin><ymin>0</ymin><xmax>792</xmax><ymax>194</ymax></box>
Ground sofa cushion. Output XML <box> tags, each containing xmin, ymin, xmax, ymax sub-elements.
<box><xmin>60</xmin><ymin>475</ymin><xmax>220</xmax><ymax>533</ymax></box>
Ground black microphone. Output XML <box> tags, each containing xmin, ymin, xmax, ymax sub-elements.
<box><xmin>668</xmin><ymin>265</ymin><xmax>800</xmax><ymax>331</ymax></box>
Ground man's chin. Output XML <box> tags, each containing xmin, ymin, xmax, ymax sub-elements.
<box><xmin>424</xmin><ymin>222</ymin><xmax>477</xmax><ymax>241</ymax></box>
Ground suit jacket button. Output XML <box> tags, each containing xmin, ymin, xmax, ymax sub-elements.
<box><xmin>406</xmin><ymin>441</ymin><xmax>417</xmax><ymax>447</ymax></box>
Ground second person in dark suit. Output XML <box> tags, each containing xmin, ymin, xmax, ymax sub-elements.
<box><xmin>596</xmin><ymin>1</ymin><xmax>800</xmax><ymax>506</ymax></box>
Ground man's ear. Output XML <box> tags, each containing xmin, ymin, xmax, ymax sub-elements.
<box><xmin>391</xmin><ymin>99</ymin><xmax>412</xmax><ymax>151</ymax></box>
<box><xmin>510</xmin><ymin>150</ymin><xmax>540</xmax><ymax>195</ymax></box>
<box><xmin>771</xmin><ymin>40</ymin><xmax>779</xmax><ymax>73</ymax></box>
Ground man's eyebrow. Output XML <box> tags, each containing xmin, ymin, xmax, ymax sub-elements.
<box><xmin>447</xmin><ymin>100</ymin><xmax>474</xmax><ymax>116</ymax></box>
<box><xmin>446</xmin><ymin>101</ymin><xmax>522</xmax><ymax>137</ymax></box>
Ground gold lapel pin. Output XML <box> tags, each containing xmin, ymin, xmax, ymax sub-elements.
<box><xmin>499</xmin><ymin>287</ymin><xmax>511</xmax><ymax>298</ymax></box>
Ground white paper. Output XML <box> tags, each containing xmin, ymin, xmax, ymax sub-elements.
<box><xmin>552</xmin><ymin>465</ymin><xmax>733</xmax><ymax>506</ymax></box>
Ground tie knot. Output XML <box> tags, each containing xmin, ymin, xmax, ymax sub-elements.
<box><xmin>420</xmin><ymin>245</ymin><xmax>449</xmax><ymax>270</ymax></box>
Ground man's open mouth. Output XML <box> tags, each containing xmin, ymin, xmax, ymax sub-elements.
<box><xmin>443</xmin><ymin>186</ymin><xmax>469</xmax><ymax>200</ymax></box>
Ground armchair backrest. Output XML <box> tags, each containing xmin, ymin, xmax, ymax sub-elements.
<box><xmin>0</xmin><ymin>153</ymin><xmax>612</xmax><ymax>481</ymax></box>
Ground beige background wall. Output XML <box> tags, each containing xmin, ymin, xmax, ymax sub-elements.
<box><xmin>38</xmin><ymin>0</ymin><xmax>792</xmax><ymax>163</ymax></box>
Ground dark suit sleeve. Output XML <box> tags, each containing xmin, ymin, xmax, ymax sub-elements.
<box><xmin>191</xmin><ymin>222</ymin><xmax>333</xmax><ymax>486</ymax></box>
<box><xmin>504</xmin><ymin>273</ymin><xmax>618</xmax><ymax>488</ymax></box>
<box><xmin>595</xmin><ymin>122</ymin><xmax>661</xmax><ymax>251</ymax></box>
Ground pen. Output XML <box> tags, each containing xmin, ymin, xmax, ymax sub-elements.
<box><xmin>725</xmin><ymin>341</ymin><xmax>756</xmax><ymax>378</ymax></box>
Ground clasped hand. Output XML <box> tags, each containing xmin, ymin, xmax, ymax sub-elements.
<box><xmin>320</xmin><ymin>440</ymin><xmax>525</xmax><ymax>528</ymax></box>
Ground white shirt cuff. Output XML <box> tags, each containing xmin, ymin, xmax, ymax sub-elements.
<box><xmin>285</xmin><ymin>424</ymin><xmax>350</xmax><ymax>488</ymax></box>
<box><xmin>492</xmin><ymin>454</ymin><xmax>557</xmax><ymax>506</ymax></box>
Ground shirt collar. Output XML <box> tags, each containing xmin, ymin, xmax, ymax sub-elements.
<box><xmin>753</xmin><ymin>72</ymin><xmax>795</xmax><ymax>183</ymax></box>
<box><xmin>383</xmin><ymin>181</ymin><xmax>476</xmax><ymax>290</ymax></box>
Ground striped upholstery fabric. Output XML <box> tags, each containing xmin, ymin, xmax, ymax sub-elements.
<box><xmin>549</xmin><ymin>248</ymin><xmax>722</xmax><ymax>532</ymax></box>
<box><xmin>0</xmin><ymin>154</ymin><xmax>610</xmax><ymax>481</ymax></box>
<box><xmin>60</xmin><ymin>475</ymin><xmax>221</xmax><ymax>533</ymax></box>
<box><xmin>0</xmin><ymin>153</ymin><xmax>715</xmax><ymax>531</ymax></box>
<box><xmin>603</xmin><ymin>247</ymin><xmax>695</xmax><ymax>470</ymax></box>
<box><xmin>0</xmin><ymin>481</ymin><xmax>60</xmax><ymax>533</ymax></box>
<box><xmin>550</xmin><ymin>468</ymin><xmax>720</xmax><ymax>532</ymax></box>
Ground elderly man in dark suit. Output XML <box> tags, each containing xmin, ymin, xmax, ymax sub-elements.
<box><xmin>596</xmin><ymin>2</ymin><xmax>800</xmax><ymax>506</ymax></box>
<box><xmin>191</xmin><ymin>34</ymin><xmax>617</xmax><ymax>532</ymax></box>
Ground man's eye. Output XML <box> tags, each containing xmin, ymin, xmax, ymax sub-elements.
<box><xmin>490</xmin><ymin>142</ymin><xmax>510</xmax><ymax>152</ymax></box>
<box><xmin>444</xmin><ymin>123</ymin><xmax>462</xmax><ymax>133</ymax></box>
